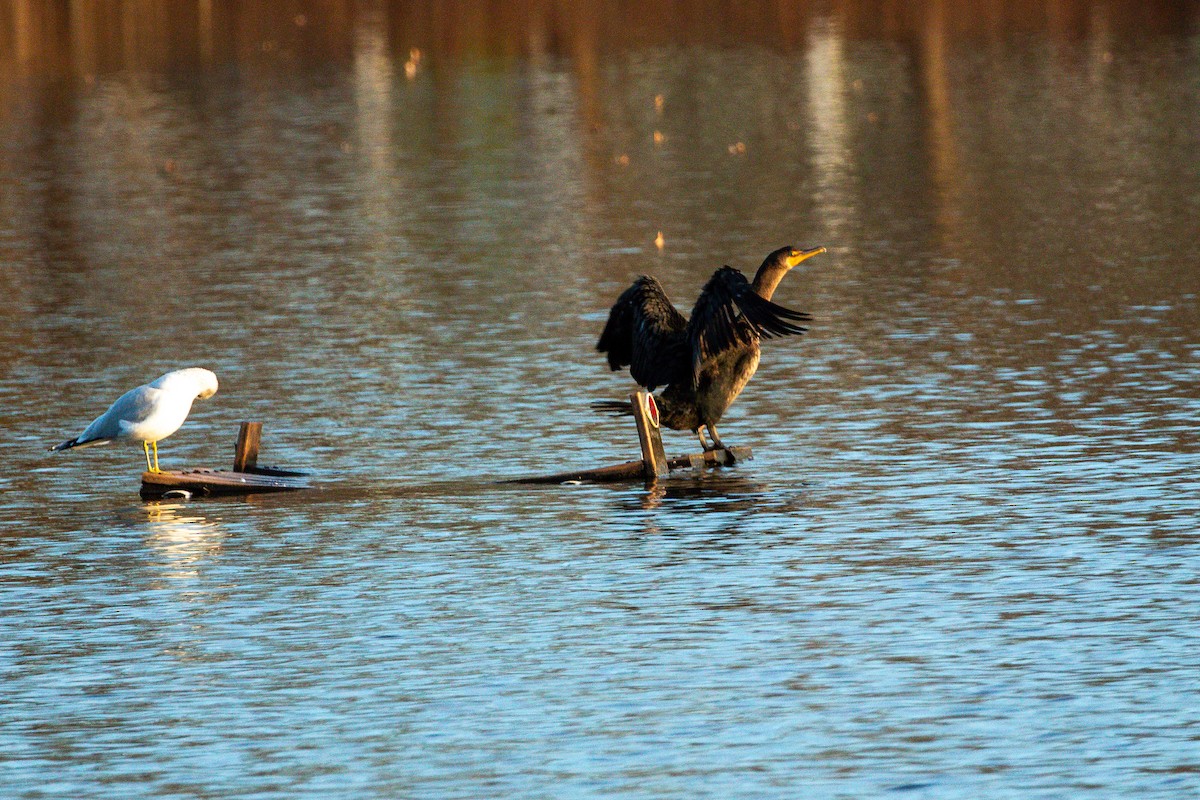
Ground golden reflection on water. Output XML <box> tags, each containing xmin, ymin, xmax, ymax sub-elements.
<box><xmin>1</xmin><ymin>1</ymin><xmax>1196</xmax><ymax>83</ymax></box>
<box><xmin>804</xmin><ymin>16</ymin><xmax>854</xmax><ymax>248</ymax></box>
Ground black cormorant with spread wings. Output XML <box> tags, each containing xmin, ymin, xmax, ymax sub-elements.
<box><xmin>595</xmin><ymin>245</ymin><xmax>825</xmax><ymax>450</ymax></box>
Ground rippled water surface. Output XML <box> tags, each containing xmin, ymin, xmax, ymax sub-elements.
<box><xmin>2</xmin><ymin>3</ymin><xmax>1199</xmax><ymax>798</ymax></box>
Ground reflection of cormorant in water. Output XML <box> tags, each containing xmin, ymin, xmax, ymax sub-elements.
<box><xmin>595</xmin><ymin>246</ymin><xmax>825</xmax><ymax>450</ymax></box>
<box><xmin>617</xmin><ymin>471</ymin><xmax>809</xmax><ymax>518</ymax></box>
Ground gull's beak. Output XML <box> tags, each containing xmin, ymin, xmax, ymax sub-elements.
<box><xmin>786</xmin><ymin>246</ymin><xmax>826</xmax><ymax>269</ymax></box>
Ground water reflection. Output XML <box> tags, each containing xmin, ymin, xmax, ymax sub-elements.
<box><xmin>635</xmin><ymin>471</ymin><xmax>796</xmax><ymax>509</ymax></box>
<box><xmin>143</xmin><ymin>501</ymin><xmax>227</xmax><ymax>584</ymax></box>
<box><xmin>2</xmin><ymin>1</ymin><xmax>1196</xmax><ymax>83</ymax></box>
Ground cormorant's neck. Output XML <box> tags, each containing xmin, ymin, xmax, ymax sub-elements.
<box><xmin>751</xmin><ymin>264</ymin><xmax>789</xmax><ymax>300</ymax></box>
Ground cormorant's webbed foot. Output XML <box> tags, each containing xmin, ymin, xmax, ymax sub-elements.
<box><xmin>705</xmin><ymin>424</ymin><xmax>727</xmax><ymax>452</ymax></box>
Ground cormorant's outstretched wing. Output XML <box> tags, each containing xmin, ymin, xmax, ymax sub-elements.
<box><xmin>596</xmin><ymin>276</ymin><xmax>691</xmax><ymax>390</ymax></box>
<box><xmin>687</xmin><ymin>266</ymin><xmax>812</xmax><ymax>379</ymax></box>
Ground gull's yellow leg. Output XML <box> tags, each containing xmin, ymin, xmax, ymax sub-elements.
<box><xmin>143</xmin><ymin>441</ymin><xmax>154</xmax><ymax>472</ymax></box>
<box><xmin>152</xmin><ymin>440</ymin><xmax>160</xmax><ymax>473</ymax></box>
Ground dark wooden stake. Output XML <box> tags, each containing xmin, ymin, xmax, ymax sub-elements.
<box><xmin>632</xmin><ymin>391</ymin><xmax>668</xmax><ymax>480</ymax></box>
<box><xmin>233</xmin><ymin>421</ymin><xmax>261</xmax><ymax>472</ymax></box>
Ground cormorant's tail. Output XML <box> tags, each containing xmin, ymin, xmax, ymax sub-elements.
<box><xmin>590</xmin><ymin>400</ymin><xmax>633</xmax><ymax>417</ymax></box>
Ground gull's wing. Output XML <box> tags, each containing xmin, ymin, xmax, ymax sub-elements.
<box><xmin>76</xmin><ymin>385</ymin><xmax>161</xmax><ymax>444</ymax></box>
<box><xmin>596</xmin><ymin>275</ymin><xmax>691</xmax><ymax>391</ymax></box>
<box><xmin>687</xmin><ymin>266</ymin><xmax>812</xmax><ymax>380</ymax></box>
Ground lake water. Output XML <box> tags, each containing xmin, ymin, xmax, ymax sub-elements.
<box><xmin>2</xmin><ymin>3</ymin><xmax>1199</xmax><ymax>797</ymax></box>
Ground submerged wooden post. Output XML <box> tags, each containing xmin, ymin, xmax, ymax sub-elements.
<box><xmin>233</xmin><ymin>421</ymin><xmax>261</xmax><ymax>472</ymax></box>
<box><xmin>632</xmin><ymin>391</ymin><xmax>668</xmax><ymax>480</ymax></box>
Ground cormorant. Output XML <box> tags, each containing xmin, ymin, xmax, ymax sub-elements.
<box><xmin>595</xmin><ymin>245</ymin><xmax>824</xmax><ymax>450</ymax></box>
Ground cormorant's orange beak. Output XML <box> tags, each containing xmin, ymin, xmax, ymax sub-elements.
<box><xmin>786</xmin><ymin>246</ymin><xmax>826</xmax><ymax>268</ymax></box>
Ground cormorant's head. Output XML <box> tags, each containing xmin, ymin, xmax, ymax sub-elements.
<box><xmin>774</xmin><ymin>245</ymin><xmax>826</xmax><ymax>270</ymax></box>
<box><xmin>753</xmin><ymin>245</ymin><xmax>825</xmax><ymax>298</ymax></box>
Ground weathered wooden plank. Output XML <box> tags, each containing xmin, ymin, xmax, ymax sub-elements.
<box><xmin>506</xmin><ymin>460</ymin><xmax>650</xmax><ymax>485</ymax></box>
<box><xmin>140</xmin><ymin>468</ymin><xmax>310</xmax><ymax>499</ymax></box>
<box><xmin>665</xmin><ymin>445</ymin><xmax>751</xmax><ymax>470</ymax></box>
<box><xmin>141</xmin><ymin>421</ymin><xmax>310</xmax><ymax>498</ymax></box>
<box><xmin>509</xmin><ymin>445</ymin><xmax>752</xmax><ymax>485</ymax></box>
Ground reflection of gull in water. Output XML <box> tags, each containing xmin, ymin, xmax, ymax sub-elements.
<box><xmin>145</xmin><ymin>503</ymin><xmax>227</xmax><ymax>582</ymax></box>
<box><xmin>143</xmin><ymin>503</ymin><xmax>227</xmax><ymax>665</ymax></box>
<box><xmin>49</xmin><ymin>368</ymin><xmax>218</xmax><ymax>473</ymax></box>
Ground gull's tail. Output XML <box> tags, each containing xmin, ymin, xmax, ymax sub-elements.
<box><xmin>590</xmin><ymin>399</ymin><xmax>633</xmax><ymax>417</ymax></box>
<box><xmin>49</xmin><ymin>437</ymin><xmax>110</xmax><ymax>452</ymax></box>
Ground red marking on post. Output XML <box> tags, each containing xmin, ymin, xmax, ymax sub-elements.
<box><xmin>645</xmin><ymin>394</ymin><xmax>660</xmax><ymax>428</ymax></box>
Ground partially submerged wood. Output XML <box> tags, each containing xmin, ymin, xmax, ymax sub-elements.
<box><xmin>511</xmin><ymin>392</ymin><xmax>752</xmax><ymax>485</ymax></box>
<box><xmin>509</xmin><ymin>459</ymin><xmax>651</xmax><ymax>485</ymax></box>
<box><xmin>140</xmin><ymin>421</ymin><xmax>310</xmax><ymax>499</ymax></box>
<box><xmin>140</xmin><ymin>467</ymin><xmax>310</xmax><ymax>498</ymax></box>
<box><xmin>509</xmin><ymin>446</ymin><xmax>752</xmax><ymax>485</ymax></box>
<box><xmin>675</xmin><ymin>446</ymin><xmax>751</xmax><ymax>469</ymax></box>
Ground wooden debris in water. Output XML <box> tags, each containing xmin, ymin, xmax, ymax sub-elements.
<box><xmin>141</xmin><ymin>468</ymin><xmax>310</xmax><ymax>498</ymax></box>
<box><xmin>510</xmin><ymin>391</ymin><xmax>751</xmax><ymax>485</ymax></box>
<box><xmin>140</xmin><ymin>421</ymin><xmax>310</xmax><ymax>499</ymax></box>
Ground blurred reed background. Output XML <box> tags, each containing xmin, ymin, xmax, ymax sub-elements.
<box><xmin>2</xmin><ymin>0</ymin><xmax>1195</xmax><ymax>82</ymax></box>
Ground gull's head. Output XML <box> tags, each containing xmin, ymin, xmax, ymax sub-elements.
<box><xmin>196</xmin><ymin>370</ymin><xmax>219</xmax><ymax>400</ymax></box>
<box><xmin>153</xmin><ymin>368</ymin><xmax>219</xmax><ymax>400</ymax></box>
